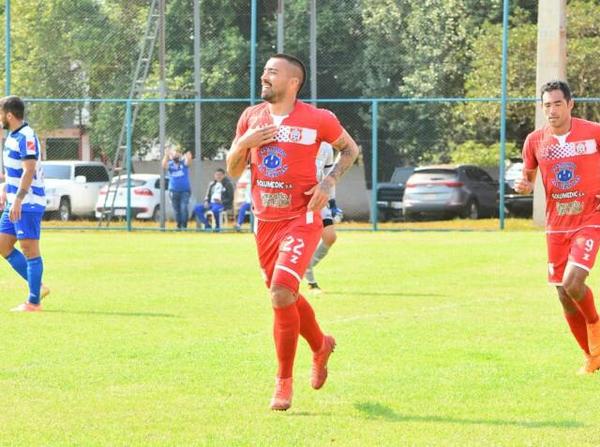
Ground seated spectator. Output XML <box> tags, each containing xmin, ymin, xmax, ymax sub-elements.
<box><xmin>194</xmin><ymin>168</ymin><xmax>233</xmax><ymax>232</ymax></box>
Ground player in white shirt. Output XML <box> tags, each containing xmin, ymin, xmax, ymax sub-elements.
<box><xmin>305</xmin><ymin>142</ymin><xmax>343</xmax><ymax>292</ymax></box>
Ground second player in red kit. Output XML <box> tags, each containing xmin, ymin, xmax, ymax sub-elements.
<box><xmin>227</xmin><ymin>54</ymin><xmax>359</xmax><ymax>410</ymax></box>
<box><xmin>516</xmin><ymin>80</ymin><xmax>600</xmax><ymax>375</ymax></box>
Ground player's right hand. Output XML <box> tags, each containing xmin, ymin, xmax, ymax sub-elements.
<box><xmin>238</xmin><ymin>124</ymin><xmax>278</xmax><ymax>149</ymax></box>
<box><xmin>513</xmin><ymin>176</ymin><xmax>532</xmax><ymax>195</ymax></box>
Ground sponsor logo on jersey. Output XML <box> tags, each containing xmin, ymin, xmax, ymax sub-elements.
<box><xmin>260</xmin><ymin>191</ymin><xmax>291</xmax><ymax>208</ymax></box>
<box><xmin>551</xmin><ymin>162</ymin><xmax>580</xmax><ymax>190</ymax></box>
<box><xmin>258</xmin><ymin>146</ymin><xmax>288</xmax><ymax>178</ymax></box>
<box><xmin>551</xmin><ymin>191</ymin><xmax>584</xmax><ymax>200</ymax></box>
<box><xmin>256</xmin><ymin>179</ymin><xmax>292</xmax><ymax>189</ymax></box>
<box><xmin>555</xmin><ymin>200</ymin><xmax>583</xmax><ymax>216</ymax></box>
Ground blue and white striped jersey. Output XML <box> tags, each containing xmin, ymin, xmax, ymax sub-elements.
<box><xmin>3</xmin><ymin>123</ymin><xmax>45</xmax><ymax>212</ymax></box>
<box><xmin>316</xmin><ymin>142</ymin><xmax>336</xmax><ymax>199</ymax></box>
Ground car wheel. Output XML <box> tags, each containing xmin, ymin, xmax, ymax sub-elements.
<box><xmin>462</xmin><ymin>199</ymin><xmax>479</xmax><ymax>220</ymax></box>
<box><xmin>152</xmin><ymin>206</ymin><xmax>160</xmax><ymax>222</ymax></box>
<box><xmin>58</xmin><ymin>197</ymin><xmax>71</xmax><ymax>221</ymax></box>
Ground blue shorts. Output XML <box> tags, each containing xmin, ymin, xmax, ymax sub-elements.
<box><xmin>0</xmin><ymin>209</ymin><xmax>43</xmax><ymax>240</ymax></box>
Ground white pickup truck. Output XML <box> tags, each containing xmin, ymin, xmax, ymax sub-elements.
<box><xmin>42</xmin><ymin>161</ymin><xmax>110</xmax><ymax>220</ymax></box>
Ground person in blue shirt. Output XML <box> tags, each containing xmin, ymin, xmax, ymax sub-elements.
<box><xmin>0</xmin><ymin>96</ymin><xmax>49</xmax><ymax>312</ymax></box>
<box><xmin>162</xmin><ymin>147</ymin><xmax>192</xmax><ymax>230</ymax></box>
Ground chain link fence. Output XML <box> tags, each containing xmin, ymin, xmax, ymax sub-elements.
<box><xmin>3</xmin><ymin>1</ymin><xmax>599</xmax><ymax>230</ymax></box>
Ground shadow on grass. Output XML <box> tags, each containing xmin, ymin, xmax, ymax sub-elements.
<box><xmin>44</xmin><ymin>309</ymin><xmax>180</xmax><ymax>318</ymax></box>
<box><xmin>286</xmin><ymin>411</ymin><xmax>334</xmax><ymax>417</ymax></box>
<box><xmin>354</xmin><ymin>402</ymin><xmax>584</xmax><ymax>429</ymax></box>
<box><xmin>323</xmin><ymin>292</ymin><xmax>447</xmax><ymax>298</ymax></box>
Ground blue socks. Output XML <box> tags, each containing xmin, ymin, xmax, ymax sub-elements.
<box><xmin>6</xmin><ymin>248</ymin><xmax>28</xmax><ymax>281</ymax></box>
<box><xmin>5</xmin><ymin>249</ymin><xmax>43</xmax><ymax>305</ymax></box>
<box><xmin>26</xmin><ymin>257</ymin><xmax>43</xmax><ymax>305</ymax></box>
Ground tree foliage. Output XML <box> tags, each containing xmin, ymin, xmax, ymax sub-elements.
<box><xmin>5</xmin><ymin>0</ymin><xmax>599</xmax><ymax>176</ymax></box>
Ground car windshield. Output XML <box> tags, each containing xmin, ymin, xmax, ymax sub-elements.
<box><xmin>410</xmin><ymin>169</ymin><xmax>457</xmax><ymax>183</ymax></box>
<box><xmin>390</xmin><ymin>167</ymin><xmax>415</xmax><ymax>184</ymax></box>
<box><xmin>505</xmin><ymin>162</ymin><xmax>523</xmax><ymax>181</ymax></box>
<box><xmin>110</xmin><ymin>178</ymin><xmax>146</xmax><ymax>188</ymax></box>
<box><xmin>42</xmin><ymin>164</ymin><xmax>71</xmax><ymax>180</ymax></box>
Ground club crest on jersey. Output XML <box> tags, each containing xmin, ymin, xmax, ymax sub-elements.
<box><xmin>258</xmin><ymin>146</ymin><xmax>288</xmax><ymax>178</ymax></box>
<box><xmin>289</xmin><ymin>128</ymin><xmax>302</xmax><ymax>142</ymax></box>
<box><xmin>551</xmin><ymin>162</ymin><xmax>580</xmax><ymax>190</ymax></box>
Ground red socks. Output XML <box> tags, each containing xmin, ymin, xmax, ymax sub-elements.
<box><xmin>296</xmin><ymin>295</ymin><xmax>325</xmax><ymax>352</ymax></box>
<box><xmin>273</xmin><ymin>296</ymin><xmax>325</xmax><ymax>378</ymax></box>
<box><xmin>573</xmin><ymin>287</ymin><xmax>599</xmax><ymax>325</ymax></box>
<box><xmin>273</xmin><ymin>304</ymin><xmax>300</xmax><ymax>379</ymax></box>
<box><xmin>564</xmin><ymin>310</ymin><xmax>590</xmax><ymax>354</ymax></box>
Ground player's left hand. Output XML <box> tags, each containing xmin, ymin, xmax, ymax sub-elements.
<box><xmin>306</xmin><ymin>178</ymin><xmax>335</xmax><ymax>212</ymax></box>
<box><xmin>9</xmin><ymin>198</ymin><xmax>22</xmax><ymax>223</ymax></box>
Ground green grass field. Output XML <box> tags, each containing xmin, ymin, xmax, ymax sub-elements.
<box><xmin>1</xmin><ymin>229</ymin><xmax>600</xmax><ymax>446</ymax></box>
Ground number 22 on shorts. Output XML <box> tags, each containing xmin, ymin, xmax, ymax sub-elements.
<box><xmin>280</xmin><ymin>236</ymin><xmax>305</xmax><ymax>264</ymax></box>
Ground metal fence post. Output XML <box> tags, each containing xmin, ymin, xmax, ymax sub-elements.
<box><xmin>4</xmin><ymin>0</ymin><xmax>10</xmax><ymax>96</ymax></box>
<box><xmin>371</xmin><ymin>100</ymin><xmax>378</xmax><ymax>231</ymax></box>
<box><xmin>250</xmin><ymin>0</ymin><xmax>257</xmax><ymax>105</ymax></box>
<box><xmin>125</xmin><ymin>100</ymin><xmax>133</xmax><ymax>232</ymax></box>
<box><xmin>498</xmin><ymin>0</ymin><xmax>510</xmax><ymax>230</ymax></box>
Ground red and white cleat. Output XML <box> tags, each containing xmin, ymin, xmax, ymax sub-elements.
<box><xmin>270</xmin><ymin>377</ymin><xmax>293</xmax><ymax>411</ymax></box>
<box><xmin>311</xmin><ymin>335</ymin><xmax>336</xmax><ymax>390</ymax></box>
<box><xmin>10</xmin><ymin>302</ymin><xmax>41</xmax><ymax>312</ymax></box>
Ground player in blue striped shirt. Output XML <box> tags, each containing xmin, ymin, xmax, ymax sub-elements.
<box><xmin>0</xmin><ymin>96</ymin><xmax>48</xmax><ymax>312</ymax></box>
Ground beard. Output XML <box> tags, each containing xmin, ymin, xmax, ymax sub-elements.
<box><xmin>261</xmin><ymin>85</ymin><xmax>280</xmax><ymax>103</ymax></box>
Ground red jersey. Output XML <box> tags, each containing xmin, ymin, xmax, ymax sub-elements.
<box><xmin>523</xmin><ymin>117</ymin><xmax>600</xmax><ymax>232</ymax></box>
<box><xmin>235</xmin><ymin>100</ymin><xmax>343</xmax><ymax>221</ymax></box>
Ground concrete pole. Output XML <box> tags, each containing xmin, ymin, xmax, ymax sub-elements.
<box><xmin>276</xmin><ymin>0</ymin><xmax>284</xmax><ymax>53</ymax></box>
<box><xmin>533</xmin><ymin>0</ymin><xmax>567</xmax><ymax>225</ymax></box>
<box><xmin>309</xmin><ymin>0</ymin><xmax>316</xmax><ymax>103</ymax></box>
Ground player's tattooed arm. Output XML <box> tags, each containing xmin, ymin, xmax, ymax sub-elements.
<box><xmin>324</xmin><ymin>129</ymin><xmax>360</xmax><ymax>188</ymax></box>
<box><xmin>307</xmin><ymin>129</ymin><xmax>360</xmax><ymax>211</ymax></box>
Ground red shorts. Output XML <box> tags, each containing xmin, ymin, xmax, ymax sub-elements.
<box><xmin>546</xmin><ymin>226</ymin><xmax>600</xmax><ymax>284</ymax></box>
<box><xmin>254</xmin><ymin>211</ymin><xmax>323</xmax><ymax>292</ymax></box>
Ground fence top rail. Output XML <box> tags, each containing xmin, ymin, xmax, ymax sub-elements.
<box><xmin>19</xmin><ymin>96</ymin><xmax>582</xmax><ymax>104</ymax></box>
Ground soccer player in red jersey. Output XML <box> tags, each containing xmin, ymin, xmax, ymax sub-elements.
<box><xmin>227</xmin><ymin>54</ymin><xmax>359</xmax><ymax>410</ymax></box>
<box><xmin>515</xmin><ymin>80</ymin><xmax>600</xmax><ymax>374</ymax></box>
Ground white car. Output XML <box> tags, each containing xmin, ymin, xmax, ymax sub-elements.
<box><xmin>95</xmin><ymin>173</ymin><xmax>194</xmax><ymax>221</ymax></box>
<box><xmin>42</xmin><ymin>161</ymin><xmax>110</xmax><ymax>220</ymax></box>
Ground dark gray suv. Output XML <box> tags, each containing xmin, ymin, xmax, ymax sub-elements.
<box><xmin>403</xmin><ymin>165</ymin><xmax>498</xmax><ymax>220</ymax></box>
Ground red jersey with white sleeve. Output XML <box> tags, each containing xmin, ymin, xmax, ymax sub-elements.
<box><xmin>522</xmin><ymin>117</ymin><xmax>600</xmax><ymax>233</ymax></box>
<box><xmin>234</xmin><ymin>100</ymin><xmax>343</xmax><ymax>222</ymax></box>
